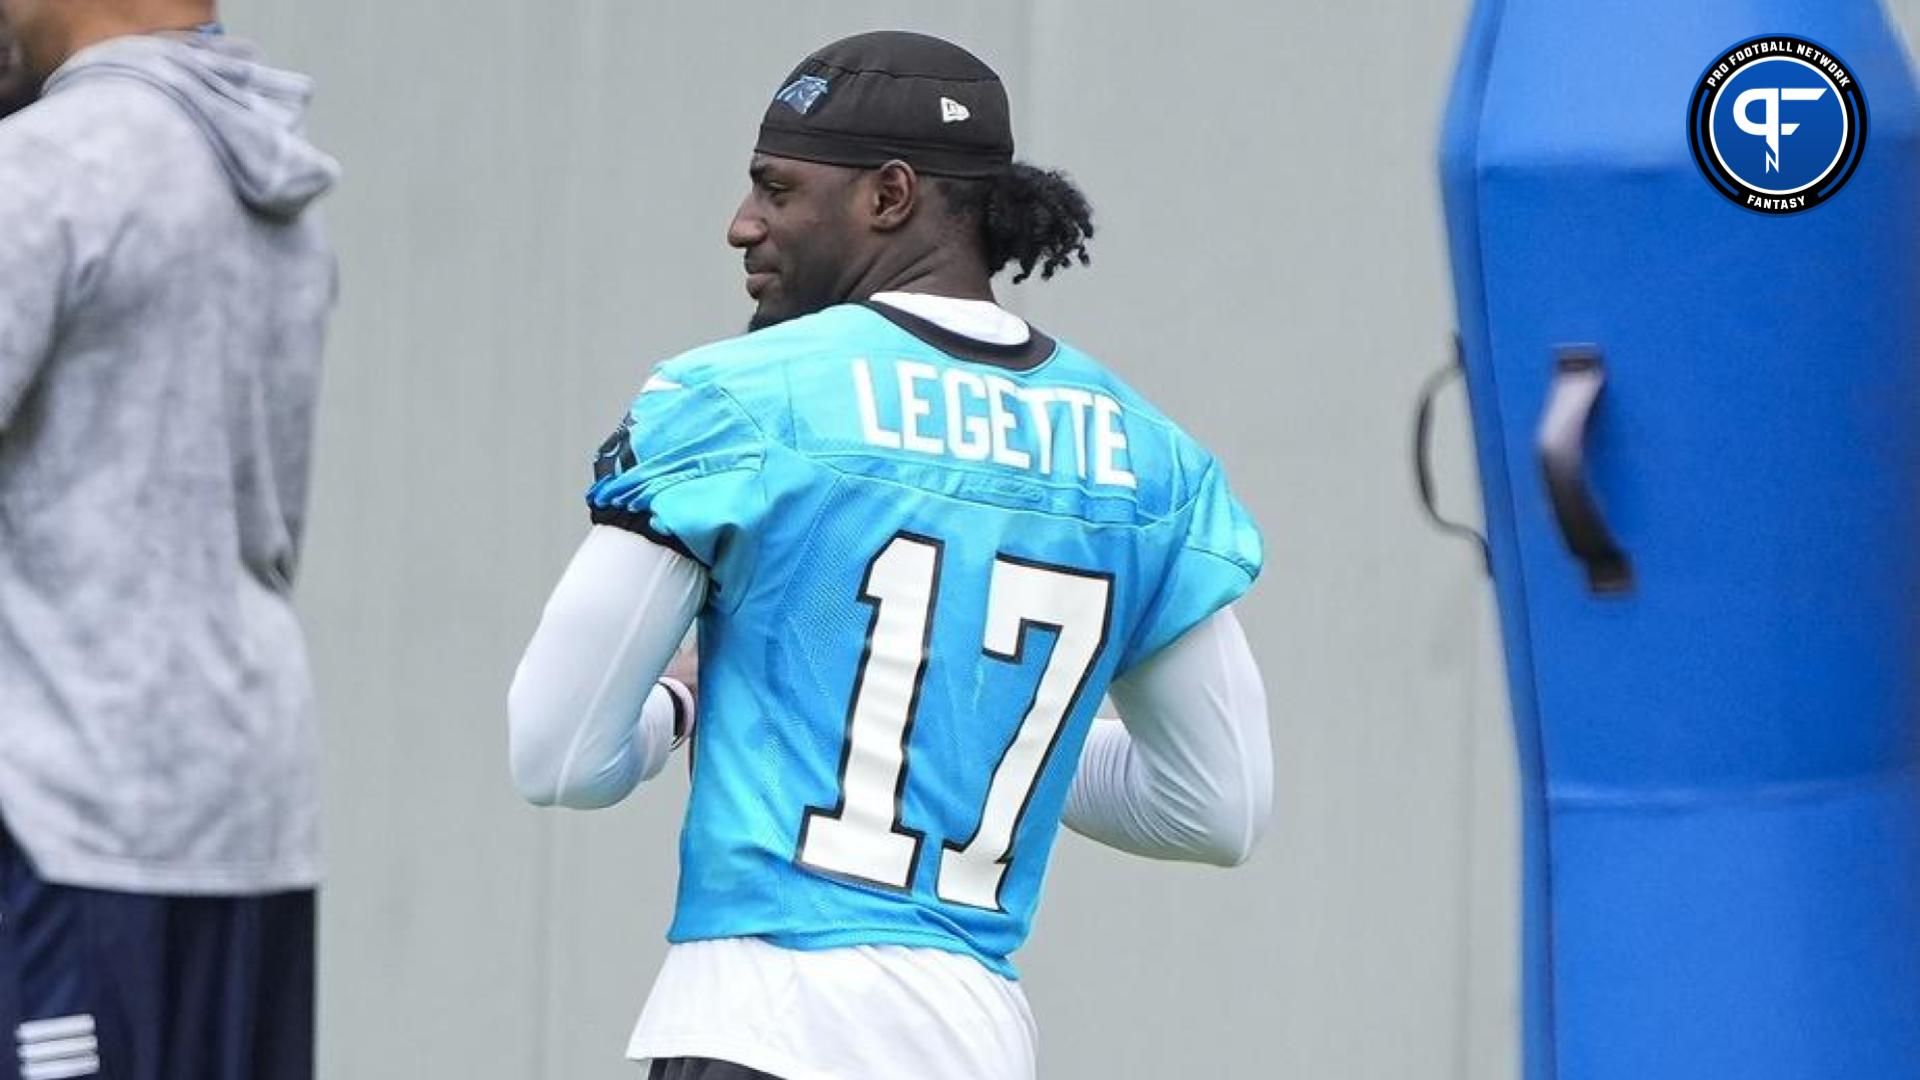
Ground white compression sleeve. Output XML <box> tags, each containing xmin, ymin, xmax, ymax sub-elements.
<box><xmin>508</xmin><ymin>526</ymin><xmax>707</xmax><ymax>809</ymax></box>
<box><xmin>1063</xmin><ymin>608</ymin><xmax>1273</xmax><ymax>866</ymax></box>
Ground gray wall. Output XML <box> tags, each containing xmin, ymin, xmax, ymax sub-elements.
<box><xmin>216</xmin><ymin>2</ymin><xmax>1512</xmax><ymax>1077</ymax></box>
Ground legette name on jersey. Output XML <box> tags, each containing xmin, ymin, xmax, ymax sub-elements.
<box><xmin>850</xmin><ymin>358</ymin><xmax>1138</xmax><ymax>489</ymax></box>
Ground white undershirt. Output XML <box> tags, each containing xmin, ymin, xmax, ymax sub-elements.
<box><xmin>869</xmin><ymin>290</ymin><xmax>1031</xmax><ymax>346</ymax></box>
<box><xmin>507</xmin><ymin>294</ymin><xmax>1272</xmax><ymax>1079</ymax></box>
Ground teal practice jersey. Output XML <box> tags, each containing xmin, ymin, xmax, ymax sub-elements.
<box><xmin>588</xmin><ymin>303</ymin><xmax>1261</xmax><ymax>977</ymax></box>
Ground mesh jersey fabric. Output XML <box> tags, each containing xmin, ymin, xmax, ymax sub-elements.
<box><xmin>587</xmin><ymin>303</ymin><xmax>1260</xmax><ymax>976</ymax></box>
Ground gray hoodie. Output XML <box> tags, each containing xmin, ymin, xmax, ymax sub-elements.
<box><xmin>0</xmin><ymin>33</ymin><xmax>337</xmax><ymax>893</ymax></box>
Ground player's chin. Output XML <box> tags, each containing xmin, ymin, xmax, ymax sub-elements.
<box><xmin>747</xmin><ymin>297</ymin><xmax>802</xmax><ymax>332</ymax></box>
<box><xmin>752</xmin><ymin>291</ymin><xmax>853</xmax><ymax>331</ymax></box>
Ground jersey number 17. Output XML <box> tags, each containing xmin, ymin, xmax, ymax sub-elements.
<box><xmin>797</xmin><ymin>532</ymin><xmax>1114</xmax><ymax>912</ymax></box>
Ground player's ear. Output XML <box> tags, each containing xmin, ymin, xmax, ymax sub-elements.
<box><xmin>868</xmin><ymin>160</ymin><xmax>918</xmax><ymax>233</ymax></box>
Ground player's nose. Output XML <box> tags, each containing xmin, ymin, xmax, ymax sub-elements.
<box><xmin>727</xmin><ymin>200</ymin><xmax>766</xmax><ymax>250</ymax></box>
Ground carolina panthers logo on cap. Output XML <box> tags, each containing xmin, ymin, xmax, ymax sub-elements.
<box><xmin>1688</xmin><ymin>35</ymin><xmax>1867</xmax><ymax>215</ymax></box>
<box><xmin>775</xmin><ymin>75</ymin><xmax>831</xmax><ymax>116</ymax></box>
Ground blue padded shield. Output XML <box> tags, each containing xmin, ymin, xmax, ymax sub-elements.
<box><xmin>1441</xmin><ymin>2</ymin><xmax>1920</xmax><ymax>1077</ymax></box>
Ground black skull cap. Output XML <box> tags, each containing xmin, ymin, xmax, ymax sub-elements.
<box><xmin>755</xmin><ymin>31</ymin><xmax>1015</xmax><ymax>179</ymax></box>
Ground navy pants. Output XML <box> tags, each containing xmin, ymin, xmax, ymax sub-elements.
<box><xmin>0</xmin><ymin>824</ymin><xmax>313</xmax><ymax>1080</ymax></box>
<box><xmin>649</xmin><ymin>1060</ymin><xmax>781</xmax><ymax>1080</ymax></box>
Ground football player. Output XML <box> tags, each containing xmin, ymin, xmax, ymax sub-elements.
<box><xmin>511</xmin><ymin>30</ymin><xmax>1271</xmax><ymax>1080</ymax></box>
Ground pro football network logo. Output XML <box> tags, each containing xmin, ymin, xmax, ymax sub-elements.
<box><xmin>1688</xmin><ymin>35</ymin><xmax>1867</xmax><ymax>215</ymax></box>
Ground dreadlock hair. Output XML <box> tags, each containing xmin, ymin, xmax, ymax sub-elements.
<box><xmin>934</xmin><ymin>163</ymin><xmax>1095</xmax><ymax>284</ymax></box>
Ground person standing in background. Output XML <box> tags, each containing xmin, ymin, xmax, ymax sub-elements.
<box><xmin>0</xmin><ymin>2</ymin><xmax>337</xmax><ymax>1077</ymax></box>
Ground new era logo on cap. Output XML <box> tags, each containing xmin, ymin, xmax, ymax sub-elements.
<box><xmin>940</xmin><ymin>97</ymin><xmax>971</xmax><ymax>123</ymax></box>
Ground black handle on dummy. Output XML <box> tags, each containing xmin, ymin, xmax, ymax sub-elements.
<box><xmin>1413</xmin><ymin>336</ymin><xmax>1491</xmax><ymax>575</ymax></box>
<box><xmin>1538</xmin><ymin>346</ymin><xmax>1632</xmax><ymax>595</ymax></box>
